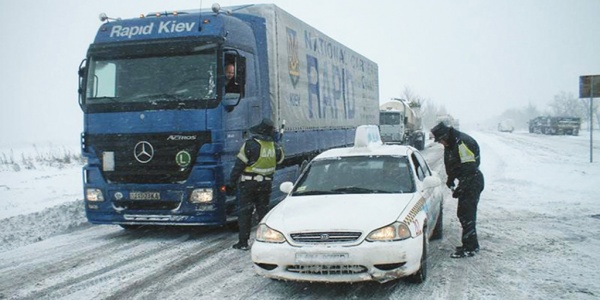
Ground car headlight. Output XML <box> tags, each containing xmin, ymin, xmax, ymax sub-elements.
<box><xmin>190</xmin><ymin>188</ymin><xmax>213</xmax><ymax>203</ymax></box>
<box><xmin>366</xmin><ymin>222</ymin><xmax>411</xmax><ymax>241</ymax></box>
<box><xmin>256</xmin><ymin>224</ymin><xmax>286</xmax><ymax>243</ymax></box>
<box><xmin>86</xmin><ymin>188</ymin><xmax>104</xmax><ymax>202</ymax></box>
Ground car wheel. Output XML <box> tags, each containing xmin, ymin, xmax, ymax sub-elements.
<box><xmin>430</xmin><ymin>204</ymin><xmax>444</xmax><ymax>240</ymax></box>
<box><xmin>405</xmin><ymin>231</ymin><xmax>428</xmax><ymax>283</ymax></box>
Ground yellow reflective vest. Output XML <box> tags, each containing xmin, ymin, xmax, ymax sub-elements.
<box><xmin>238</xmin><ymin>139</ymin><xmax>277</xmax><ymax>176</ymax></box>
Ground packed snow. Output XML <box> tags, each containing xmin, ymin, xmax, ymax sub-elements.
<box><xmin>0</xmin><ymin>128</ymin><xmax>599</xmax><ymax>299</ymax></box>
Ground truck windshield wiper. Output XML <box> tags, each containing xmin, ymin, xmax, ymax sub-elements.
<box><xmin>131</xmin><ymin>93</ymin><xmax>182</xmax><ymax>102</ymax></box>
<box><xmin>88</xmin><ymin>96</ymin><xmax>119</xmax><ymax>102</ymax></box>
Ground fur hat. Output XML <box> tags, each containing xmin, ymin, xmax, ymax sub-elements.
<box><xmin>250</xmin><ymin>118</ymin><xmax>275</xmax><ymax>135</ymax></box>
<box><xmin>431</xmin><ymin>122</ymin><xmax>451</xmax><ymax>142</ymax></box>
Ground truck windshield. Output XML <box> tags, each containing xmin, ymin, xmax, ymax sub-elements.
<box><xmin>380</xmin><ymin>112</ymin><xmax>402</xmax><ymax>125</ymax></box>
<box><xmin>85</xmin><ymin>42</ymin><xmax>218</xmax><ymax>112</ymax></box>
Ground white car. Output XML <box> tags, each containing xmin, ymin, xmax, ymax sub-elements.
<box><xmin>251</xmin><ymin>125</ymin><xmax>444</xmax><ymax>284</ymax></box>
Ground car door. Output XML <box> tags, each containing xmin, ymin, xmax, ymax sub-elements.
<box><xmin>410</xmin><ymin>151</ymin><xmax>442</xmax><ymax>235</ymax></box>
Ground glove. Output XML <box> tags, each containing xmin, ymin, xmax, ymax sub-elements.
<box><xmin>225</xmin><ymin>184</ymin><xmax>237</xmax><ymax>196</ymax></box>
<box><xmin>446</xmin><ymin>178</ymin><xmax>455</xmax><ymax>189</ymax></box>
<box><xmin>452</xmin><ymin>185</ymin><xmax>463</xmax><ymax>199</ymax></box>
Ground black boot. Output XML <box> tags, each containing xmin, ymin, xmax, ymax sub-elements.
<box><xmin>232</xmin><ymin>241</ymin><xmax>249</xmax><ymax>251</ymax></box>
<box><xmin>450</xmin><ymin>246</ymin><xmax>479</xmax><ymax>258</ymax></box>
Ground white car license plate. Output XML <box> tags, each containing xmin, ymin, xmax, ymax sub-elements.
<box><xmin>295</xmin><ymin>253</ymin><xmax>349</xmax><ymax>264</ymax></box>
<box><xmin>129</xmin><ymin>192</ymin><xmax>161</xmax><ymax>200</ymax></box>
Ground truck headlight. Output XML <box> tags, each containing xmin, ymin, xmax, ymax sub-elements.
<box><xmin>86</xmin><ymin>188</ymin><xmax>104</xmax><ymax>202</ymax></box>
<box><xmin>190</xmin><ymin>188</ymin><xmax>213</xmax><ymax>203</ymax></box>
<box><xmin>256</xmin><ymin>224</ymin><xmax>286</xmax><ymax>243</ymax></box>
<box><xmin>366</xmin><ymin>222</ymin><xmax>411</xmax><ymax>241</ymax></box>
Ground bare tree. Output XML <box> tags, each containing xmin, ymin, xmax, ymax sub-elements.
<box><xmin>549</xmin><ymin>91</ymin><xmax>586</xmax><ymax>118</ymax></box>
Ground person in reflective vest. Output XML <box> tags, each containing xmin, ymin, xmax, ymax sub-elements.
<box><xmin>229</xmin><ymin>118</ymin><xmax>284</xmax><ymax>250</ymax></box>
<box><xmin>431</xmin><ymin>122</ymin><xmax>485</xmax><ymax>258</ymax></box>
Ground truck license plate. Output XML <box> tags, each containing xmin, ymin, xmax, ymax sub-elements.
<box><xmin>129</xmin><ymin>192</ymin><xmax>161</xmax><ymax>200</ymax></box>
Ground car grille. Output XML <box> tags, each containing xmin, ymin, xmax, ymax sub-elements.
<box><xmin>287</xmin><ymin>265</ymin><xmax>367</xmax><ymax>275</ymax></box>
<box><xmin>290</xmin><ymin>231</ymin><xmax>362</xmax><ymax>243</ymax></box>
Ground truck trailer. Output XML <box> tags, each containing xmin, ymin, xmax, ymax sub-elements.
<box><xmin>78</xmin><ymin>3</ymin><xmax>379</xmax><ymax>228</ymax></box>
<box><xmin>528</xmin><ymin>116</ymin><xmax>580</xmax><ymax>136</ymax></box>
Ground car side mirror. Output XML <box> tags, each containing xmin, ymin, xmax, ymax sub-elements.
<box><xmin>422</xmin><ymin>175</ymin><xmax>442</xmax><ymax>190</ymax></box>
<box><xmin>280</xmin><ymin>181</ymin><xmax>294</xmax><ymax>193</ymax></box>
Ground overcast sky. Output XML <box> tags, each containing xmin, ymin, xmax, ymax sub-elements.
<box><xmin>1</xmin><ymin>0</ymin><xmax>599</xmax><ymax>145</ymax></box>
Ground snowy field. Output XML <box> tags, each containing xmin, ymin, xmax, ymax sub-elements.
<box><xmin>0</xmin><ymin>129</ymin><xmax>599</xmax><ymax>299</ymax></box>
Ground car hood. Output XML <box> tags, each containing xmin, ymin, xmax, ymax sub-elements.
<box><xmin>262</xmin><ymin>193</ymin><xmax>417</xmax><ymax>233</ymax></box>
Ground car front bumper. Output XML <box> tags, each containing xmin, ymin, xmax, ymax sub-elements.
<box><xmin>250</xmin><ymin>236</ymin><xmax>423</xmax><ymax>283</ymax></box>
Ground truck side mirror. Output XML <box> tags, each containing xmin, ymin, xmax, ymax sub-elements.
<box><xmin>223</xmin><ymin>93</ymin><xmax>240</xmax><ymax>112</ymax></box>
<box><xmin>78</xmin><ymin>59</ymin><xmax>87</xmax><ymax>108</ymax></box>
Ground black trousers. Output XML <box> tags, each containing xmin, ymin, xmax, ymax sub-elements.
<box><xmin>457</xmin><ymin>193</ymin><xmax>480</xmax><ymax>251</ymax></box>
<box><xmin>237</xmin><ymin>180</ymin><xmax>272</xmax><ymax>243</ymax></box>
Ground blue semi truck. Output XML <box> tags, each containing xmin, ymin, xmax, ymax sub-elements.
<box><xmin>78</xmin><ymin>3</ymin><xmax>379</xmax><ymax>228</ymax></box>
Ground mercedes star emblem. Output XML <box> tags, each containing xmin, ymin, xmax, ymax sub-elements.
<box><xmin>134</xmin><ymin>141</ymin><xmax>154</xmax><ymax>163</ymax></box>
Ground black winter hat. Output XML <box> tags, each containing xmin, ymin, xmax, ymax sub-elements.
<box><xmin>431</xmin><ymin>122</ymin><xmax>451</xmax><ymax>142</ymax></box>
<box><xmin>250</xmin><ymin>118</ymin><xmax>275</xmax><ymax>135</ymax></box>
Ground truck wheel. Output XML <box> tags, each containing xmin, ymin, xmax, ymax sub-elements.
<box><xmin>226</xmin><ymin>220</ymin><xmax>239</xmax><ymax>232</ymax></box>
<box><xmin>414</xmin><ymin>139</ymin><xmax>425</xmax><ymax>150</ymax></box>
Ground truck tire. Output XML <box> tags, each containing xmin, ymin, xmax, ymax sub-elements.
<box><xmin>415</xmin><ymin>139</ymin><xmax>425</xmax><ymax>151</ymax></box>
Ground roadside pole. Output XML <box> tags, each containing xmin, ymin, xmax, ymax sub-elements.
<box><xmin>579</xmin><ymin>75</ymin><xmax>599</xmax><ymax>163</ymax></box>
<box><xmin>590</xmin><ymin>79</ymin><xmax>594</xmax><ymax>163</ymax></box>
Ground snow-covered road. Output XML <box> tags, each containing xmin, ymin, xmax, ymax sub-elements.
<box><xmin>1</xmin><ymin>129</ymin><xmax>599</xmax><ymax>299</ymax></box>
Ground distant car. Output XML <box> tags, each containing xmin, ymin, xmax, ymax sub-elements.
<box><xmin>498</xmin><ymin>119</ymin><xmax>514</xmax><ymax>133</ymax></box>
<box><xmin>251</xmin><ymin>125</ymin><xmax>444</xmax><ymax>284</ymax></box>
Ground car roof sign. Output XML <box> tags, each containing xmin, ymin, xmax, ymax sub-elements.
<box><xmin>354</xmin><ymin>125</ymin><xmax>382</xmax><ymax>148</ymax></box>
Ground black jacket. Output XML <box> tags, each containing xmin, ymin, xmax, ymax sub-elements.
<box><xmin>444</xmin><ymin>128</ymin><xmax>484</xmax><ymax>195</ymax></box>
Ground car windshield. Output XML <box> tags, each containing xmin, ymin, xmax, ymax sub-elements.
<box><xmin>292</xmin><ymin>156</ymin><xmax>415</xmax><ymax>196</ymax></box>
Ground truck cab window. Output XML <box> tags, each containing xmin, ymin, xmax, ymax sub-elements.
<box><xmin>223</xmin><ymin>54</ymin><xmax>245</xmax><ymax>96</ymax></box>
<box><xmin>225</xmin><ymin>62</ymin><xmax>240</xmax><ymax>93</ymax></box>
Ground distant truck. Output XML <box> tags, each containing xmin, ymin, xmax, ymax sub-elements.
<box><xmin>528</xmin><ymin>116</ymin><xmax>580</xmax><ymax>136</ymax></box>
<box><xmin>77</xmin><ymin>3</ymin><xmax>379</xmax><ymax>228</ymax></box>
<box><xmin>435</xmin><ymin>114</ymin><xmax>459</xmax><ymax>130</ymax></box>
<box><xmin>379</xmin><ymin>99</ymin><xmax>425</xmax><ymax>150</ymax></box>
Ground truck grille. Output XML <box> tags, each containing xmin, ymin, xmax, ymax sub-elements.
<box><xmin>290</xmin><ymin>232</ymin><xmax>362</xmax><ymax>243</ymax></box>
<box><xmin>86</xmin><ymin>132</ymin><xmax>211</xmax><ymax>184</ymax></box>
